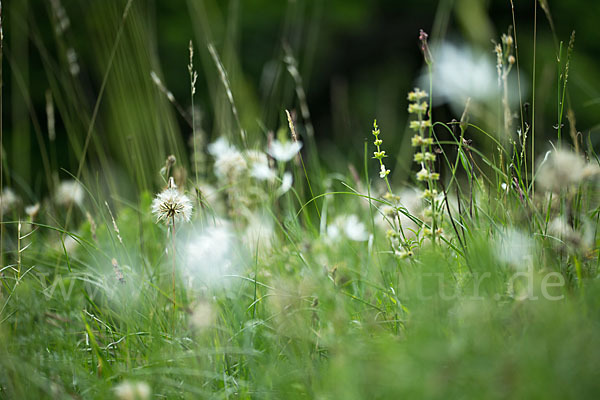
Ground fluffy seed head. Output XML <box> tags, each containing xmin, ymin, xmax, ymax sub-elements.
<box><xmin>151</xmin><ymin>185</ymin><xmax>193</xmax><ymax>224</ymax></box>
<box><xmin>55</xmin><ymin>180</ymin><xmax>84</xmax><ymax>208</ymax></box>
<box><xmin>268</xmin><ymin>139</ymin><xmax>302</xmax><ymax>162</ymax></box>
<box><xmin>537</xmin><ymin>149</ymin><xmax>600</xmax><ymax>193</ymax></box>
<box><xmin>0</xmin><ymin>188</ymin><xmax>19</xmax><ymax>216</ymax></box>
<box><xmin>208</xmin><ymin>137</ymin><xmax>247</xmax><ymax>181</ymax></box>
<box><xmin>114</xmin><ymin>380</ymin><xmax>151</xmax><ymax>400</ymax></box>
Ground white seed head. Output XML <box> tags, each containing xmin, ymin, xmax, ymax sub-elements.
<box><xmin>245</xmin><ymin>150</ymin><xmax>276</xmax><ymax>181</ymax></box>
<box><xmin>151</xmin><ymin>187</ymin><xmax>193</xmax><ymax>224</ymax></box>
<box><xmin>268</xmin><ymin>139</ymin><xmax>302</xmax><ymax>162</ymax></box>
<box><xmin>55</xmin><ymin>180</ymin><xmax>84</xmax><ymax>208</ymax></box>
<box><xmin>183</xmin><ymin>222</ymin><xmax>239</xmax><ymax>289</ymax></box>
<box><xmin>250</xmin><ymin>163</ymin><xmax>277</xmax><ymax>181</ymax></box>
<box><xmin>537</xmin><ymin>149</ymin><xmax>600</xmax><ymax>193</ymax></box>
<box><xmin>190</xmin><ymin>300</ymin><xmax>216</xmax><ymax>330</ymax></box>
<box><xmin>0</xmin><ymin>188</ymin><xmax>19</xmax><ymax>216</ymax></box>
<box><xmin>25</xmin><ymin>203</ymin><xmax>41</xmax><ymax>219</ymax></box>
<box><xmin>326</xmin><ymin>214</ymin><xmax>369</xmax><ymax>242</ymax></box>
<box><xmin>114</xmin><ymin>380</ymin><xmax>151</xmax><ymax>400</ymax></box>
<box><xmin>208</xmin><ymin>137</ymin><xmax>247</xmax><ymax>181</ymax></box>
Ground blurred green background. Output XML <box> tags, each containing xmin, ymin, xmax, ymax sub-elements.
<box><xmin>3</xmin><ymin>0</ymin><xmax>600</xmax><ymax>198</ymax></box>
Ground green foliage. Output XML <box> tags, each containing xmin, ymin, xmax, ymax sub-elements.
<box><xmin>2</xmin><ymin>0</ymin><xmax>600</xmax><ymax>399</ymax></box>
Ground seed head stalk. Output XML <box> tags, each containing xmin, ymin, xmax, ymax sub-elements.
<box><xmin>171</xmin><ymin>215</ymin><xmax>176</xmax><ymax>309</ymax></box>
<box><xmin>189</xmin><ymin>40</ymin><xmax>198</xmax><ymax>184</ymax></box>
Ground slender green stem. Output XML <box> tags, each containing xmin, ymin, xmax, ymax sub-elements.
<box><xmin>531</xmin><ymin>0</ymin><xmax>537</xmax><ymax>195</ymax></box>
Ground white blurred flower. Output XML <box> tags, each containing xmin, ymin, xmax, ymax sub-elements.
<box><xmin>268</xmin><ymin>140</ymin><xmax>302</xmax><ymax>162</ymax></box>
<box><xmin>326</xmin><ymin>214</ymin><xmax>369</xmax><ymax>242</ymax></box>
<box><xmin>114</xmin><ymin>380</ymin><xmax>151</xmax><ymax>400</ymax></box>
<box><xmin>190</xmin><ymin>300</ymin><xmax>216</xmax><ymax>331</ymax></box>
<box><xmin>536</xmin><ymin>149</ymin><xmax>599</xmax><ymax>193</ymax></box>
<box><xmin>25</xmin><ymin>203</ymin><xmax>40</xmax><ymax>218</ymax></box>
<box><xmin>325</xmin><ymin>224</ymin><xmax>340</xmax><ymax>241</ymax></box>
<box><xmin>547</xmin><ymin>217</ymin><xmax>592</xmax><ymax>250</ymax></box>
<box><xmin>430</xmin><ymin>44</ymin><xmax>496</xmax><ymax>104</ymax></box>
<box><xmin>207</xmin><ymin>136</ymin><xmax>234</xmax><ymax>156</ymax></box>
<box><xmin>242</xmin><ymin>149</ymin><xmax>276</xmax><ymax>181</ymax></box>
<box><xmin>55</xmin><ymin>180</ymin><xmax>84</xmax><ymax>208</ymax></box>
<box><xmin>0</xmin><ymin>188</ymin><xmax>19</xmax><ymax>216</ymax></box>
<box><xmin>183</xmin><ymin>223</ymin><xmax>239</xmax><ymax>289</ymax></box>
<box><xmin>243</xmin><ymin>149</ymin><xmax>268</xmax><ymax>166</ymax></box>
<box><xmin>495</xmin><ymin>229</ymin><xmax>534</xmax><ymax>270</ymax></box>
<box><xmin>151</xmin><ymin>185</ymin><xmax>193</xmax><ymax>224</ymax></box>
<box><xmin>343</xmin><ymin>214</ymin><xmax>369</xmax><ymax>241</ymax></box>
<box><xmin>208</xmin><ymin>137</ymin><xmax>247</xmax><ymax>181</ymax></box>
<box><xmin>250</xmin><ymin>163</ymin><xmax>276</xmax><ymax>181</ymax></box>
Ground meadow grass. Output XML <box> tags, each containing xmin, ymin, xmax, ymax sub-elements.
<box><xmin>1</xmin><ymin>1</ymin><xmax>600</xmax><ymax>399</ymax></box>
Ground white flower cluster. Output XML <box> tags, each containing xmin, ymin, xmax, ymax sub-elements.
<box><xmin>207</xmin><ymin>137</ymin><xmax>299</xmax><ymax>195</ymax></box>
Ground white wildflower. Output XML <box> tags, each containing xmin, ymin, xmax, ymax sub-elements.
<box><xmin>151</xmin><ymin>183</ymin><xmax>193</xmax><ymax>224</ymax></box>
<box><xmin>268</xmin><ymin>140</ymin><xmax>302</xmax><ymax>162</ymax></box>
<box><xmin>55</xmin><ymin>180</ymin><xmax>84</xmax><ymax>208</ymax></box>
<box><xmin>379</xmin><ymin>164</ymin><xmax>390</xmax><ymax>178</ymax></box>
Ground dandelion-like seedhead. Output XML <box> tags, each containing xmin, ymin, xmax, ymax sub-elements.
<box><xmin>151</xmin><ymin>186</ymin><xmax>193</xmax><ymax>224</ymax></box>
